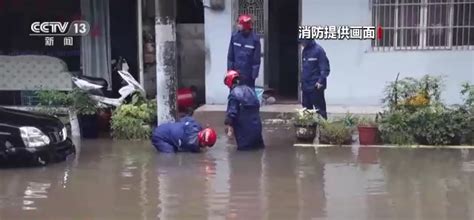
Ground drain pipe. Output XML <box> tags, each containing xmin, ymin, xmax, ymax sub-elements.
<box><xmin>137</xmin><ymin>0</ymin><xmax>145</xmax><ymax>92</ymax></box>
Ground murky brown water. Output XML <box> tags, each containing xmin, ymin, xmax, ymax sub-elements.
<box><xmin>2</xmin><ymin>126</ymin><xmax>474</xmax><ymax>220</ymax></box>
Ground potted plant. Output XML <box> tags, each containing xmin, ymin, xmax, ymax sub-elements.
<box><xmin>319</xmin><ymin>120</ymin><xmax>353</xmax><ymax>145</ymax></box>
<box><xmin>357</xmin><ymin>116</ymin><xmax>379</xmax><ymax>145</ymax></box>
<box><xmin>293</xmin><ymin>108</ymin><xmax>321</xmax><ymax>142</ymax></box>
<box><xmin>97</xmin><ymin>108</ymin><xmax>112</xmax><ymax>132</ymax></box>
<box><xmin>69</xmin><ymin>89</ymin><xmax>100</xmax><ymax>139</ymax></box>
<box><xmin>36</xmin><ymin>89</ymin><xmax>100</xmax><ymax>138</ymax></box>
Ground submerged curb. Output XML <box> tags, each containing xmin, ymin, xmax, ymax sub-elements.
<box><xmin>294</xmin><ymin>143</ymin><xmax>474</xmax><ymax>149</ymax></box>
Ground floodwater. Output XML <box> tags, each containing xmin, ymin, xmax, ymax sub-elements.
<box><xmin>2</xmin><ymin>126</ymin><xmax>474</xmax><ymax>220</ymax></box>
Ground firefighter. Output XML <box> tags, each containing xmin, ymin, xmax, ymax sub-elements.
<box><xmin>299</xmin><ymin>39</ymin><xmax>330</xmax><ymax>119</ymax></box>
<box><xmin>227</xmin><ymin>14</ymin><xmax>261</xmax><ymax>88</ymax></box>
<box><xmin>224</xmin><ymin>70</ymin><xmax>265</xmax><ymax>151</ymax></box>
<box><xmin>151</xmin><ymin>116</ymin><xmax>217</xmax><ymax>153</ymax></box>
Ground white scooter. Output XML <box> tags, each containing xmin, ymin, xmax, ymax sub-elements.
<box><xmin>71</xmin><ymin>57</ymin><xmax>146</xmax><ymax>108</ymax></box>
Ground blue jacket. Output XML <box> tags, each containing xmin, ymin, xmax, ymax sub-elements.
<box><xmin>227</xmin><ymin>31</ymin><xmax>261</xmax><ymax>85</ymax></box>
<box><xmin>301</xmin><ymin>40</ymin><xmax>330</xmax><ymax>92</ymax></box>
<box><xmin>225</xmin><ymin>85</ymin><xmax>264</xmax><ymax>150</ymax></box>
<box><xmin>151</xmin><ymin>116</ymin><xmax>203</xmax><ymax>153</ymax></box>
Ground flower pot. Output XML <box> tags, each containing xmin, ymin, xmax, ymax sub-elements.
<box><xmin>358</xmin><ymin>126</ymin><xmax>378</xmax><ymax>145</ymax></box>
<box><xmin>98</xmin><ymin>109</ymin><xmax>112</xmax><ymax>132</ymax></box>
<box><xmin>294</xmin><ymin>124</ymin><xmax>317</xmax><ymax>142</ymax></box>
<box><xmin>78</xmin><ymin>113</ymin><xmax>99</xmax><ymax>139</ymax></box>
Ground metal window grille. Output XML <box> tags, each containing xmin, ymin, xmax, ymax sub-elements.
<box><xmin>371</xmin><ymin>0</ymin><xmax>474</xmax><ymax>51</ymax></box>
<box><xmin>235</xmin><ymin>0</ymin><xmax>264</xmax><ymax>35</ymax></box>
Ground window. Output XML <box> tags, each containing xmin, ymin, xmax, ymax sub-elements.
<box><xmin>372</xmin><ymin>0</ymin><xmax>474</xmax><ymax>50</ymax></box>
<box><xmin>235</xmin><ymin>0</ymin><xmax>264</xmax><ymax>35</ymax></box>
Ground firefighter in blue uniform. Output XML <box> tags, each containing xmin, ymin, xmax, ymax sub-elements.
<box><xmin>227</xmin><ymin>14</ymin><xmax>261</xmax><ymax>88</ymax></box>
<box><xmin>299</xmin><ymin>39</ymin><xmax>330</xmax><ymax>119</ymax></box>
<box><xmin>224</xmin><ymin>70</ymin><xmax>265</xmax><ymax>151</ymax></box>
<box><xmin>151</xmin><ymin>116</ymin><xmax>217</xmax><ymax>153</ymax></box>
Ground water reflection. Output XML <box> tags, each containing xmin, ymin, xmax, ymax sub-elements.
<box><xmin>2</xmin><ymin>134</ymin><xmax>474</xmax><ymax>219</ymax></box>
<box><xmin>22</xmin><ymin>182</ymin><xmax>51</xmax><ymax>210</ymax></box>
<box><xmin>227</xmin><ymin>150</ymin><xmax>265</xmax><ymax>220</ymax></box>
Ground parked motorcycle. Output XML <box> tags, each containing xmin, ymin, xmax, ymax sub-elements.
<box><xmin>71</xmin><ymin>57</ymin><xmax>145</xmax><ymax>108</ymax></box>
<box><xmin>71</xmin><ymin>57</ymin><xmax>200</xmax><ymax>117</ymax></box>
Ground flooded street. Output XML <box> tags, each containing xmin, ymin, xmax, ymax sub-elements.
<box><xmin>2</xmin><ymin>126</ymin><xmax>474</xmax><ymax>220</ymax></box>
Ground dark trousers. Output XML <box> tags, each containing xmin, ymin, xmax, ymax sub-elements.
<box><xmin>302</xmin><ymin>89</ymin><xmax>327</xmax><ymax>119</ymax></box>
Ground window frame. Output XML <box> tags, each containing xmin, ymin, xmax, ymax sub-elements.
<box><xmin>371</xmin><ymin>0</ymin><xmax>474</xmax><ymax>51</ymax></box>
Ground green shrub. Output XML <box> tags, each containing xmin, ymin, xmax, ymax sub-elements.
<box><xmin>460</xmin><ymin>82</ymin><xmax>474</xmax><ymax>107</ymax></box>
<box><xmin>36</xmin><ymin>90</ymin><xmax>71</xmax><ymax>106</ymax></box>
<box><xmin>110</xmin><ymin>96</ymin><xmax>156</xmax><ymax>140</ymax></box>
<box><xmin>319</xmin><ymin>120</ymin><xmax>353</xmax><ymax>145</ymax></box>
<box><xmin>378</xmin><ymin>110</ymin><xmax>416</xmax><ymax>145</ymax></box>
<box><xmin>379</xmin><ymin>79</ymin><xmax>474</xmax><ymax>146</ymax></box>
<box><xmin>382</xmin><ymin>74</ymin><xmax>444</xmax><ymax>111</ymax></box>
<box><xmin>409</xmin><ymin>106</ymin><xmax>464</xmax><ymax>145</ymax></box>
<box><xmin>342</xmin><ymin>112</ymin><xmax>359</xmax><ymax>127</ymax></box>
<box><xmin>457</xmin><ymin>82</ymin><xmax>474</xmax><ymax>144</ymax></box>
<box><xmin>379</xmin><ymin>106</ymin><xmax>469</xmax><ymax>146</ymax></box>
<box><xmin>36</xmin><ymin>88</ymin><xmax>99</xmax><ymax>115</ymax></box>
<box><xmin>357</xmin><ymin>116</ymin><xmax>378</xmax><ymax>127</ymax></box>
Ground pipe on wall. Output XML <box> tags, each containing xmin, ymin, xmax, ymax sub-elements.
<box><xmin>137</xmin><ymin>0</ymin><xmax>145</xmax><ymax>91</ymax></box>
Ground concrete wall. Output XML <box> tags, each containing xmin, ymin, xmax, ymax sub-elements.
<box><xmin>203</xmin><ymin>0</ymin><xmax>233</xmax><ymax>104</ymax></box>
<box><xmin>177</xmin><ymin>24</ymin><xmax>205</xmax><ymax>103</ymax></box>
<box><xmin>302</xmin><ymin>0</ymin><xmax>474</xmax><ymax>105</ymax></box>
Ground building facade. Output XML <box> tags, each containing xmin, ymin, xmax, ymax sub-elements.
<box><xmin>204</xmin><ymin>0</ymin><xmax>474</xmax><ymax>106</ymax></box>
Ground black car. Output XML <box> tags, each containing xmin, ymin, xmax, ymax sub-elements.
<box><xmin>0</xmin><ymin>107</ymin><xmax>76</xmax><ymax>167</ymax></box>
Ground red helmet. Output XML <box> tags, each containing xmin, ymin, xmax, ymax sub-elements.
<box><xmin>224</xmin><ymin>70</ymin><xmax>239</xmax><ymax>88</ymax></box>
<box><xmin>237</xmin><ymin>14</ymin><xmax>252</xmax><ymax>31</ymax></box>
<box><xmin>198</xmin><ymin>127</ymin><xmax>217</xmax><ymax>147</ymax></box>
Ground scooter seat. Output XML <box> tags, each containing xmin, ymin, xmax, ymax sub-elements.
<box><xmin>77</xmin><ymin>75</ymin><xmax>109</xmax><ymax>89</ymax></box>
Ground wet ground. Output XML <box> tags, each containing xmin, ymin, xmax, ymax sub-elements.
<box><xmin>2</xmin><ymin>125</ymin><xmax>474</xmax><ymax>220</ymax></box>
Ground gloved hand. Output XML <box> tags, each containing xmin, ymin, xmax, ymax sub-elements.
<box><xmin>315</xmin><ymin>82</ymin><xmax>323</xmax><ymax>90</ymax></box>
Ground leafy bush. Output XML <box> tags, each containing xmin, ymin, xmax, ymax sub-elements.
<box><xmin>69</xmin><ymin>89</ymin><xmax>99</xmax><ymax>115</ymax></box>
<box><xmin>36</xmin><ymin>88</ymin><xmax>99</xmax><ymax>115</ymax></box>
<box><xmin>357</xmin><ymin>116</ymin><xmax>378</xmax><ymax>127</ymax></box>
<box><xmin>377</xmin><ymin>110</ymin><xmax>416</xmax><ymax>145</ymax></box>
<box><xmin>409</xmin><ymin>106</ymin><xmax>464</xmax><ymax>145</ymax></box>
<box><xmin>110</xmin><ymin>94</ymin><xmax>156</xmax><ymax>140</ymax></box>
<box><xmin>342</xmin><ymin>112</ymin><xmax>359</xmax><ymax>127</ymax></box>
<box><xmin>457</xmin><ymin>82</ymin><xmax>474</xmax><ymax>144</ymax></box>
<box><xmin>379</xmin><ymin>76</ymin><xmax>474</xmax><ymax>146</ymax></box>
<box><xmin>461</xmin><ymin>82</ymin><xmax>474</xmax><ymax>107</ymax></box>
<box><xmin>36</xmin><ymin>90</ymin><xmax>71</xmax><ymax>106</ymax></box>
<box><xmin>319</xmin><ymin>120</ymin><xmax>353</xmax><ymax>145</ymax></box>
<box><xmin>382</xmin><ymin>74</ymin><xmax>443</xmax><ymax>111</ymax></box>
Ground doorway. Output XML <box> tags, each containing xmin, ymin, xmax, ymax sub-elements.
<box><xmin>109</xmin><ymin>0</ymin><xmax>138</xmax><ymax>97</ymax></box>
<box><xmin>266</xmin><ymin>0</ymin><xmax>300</xmax><ymax>103</ymax></box>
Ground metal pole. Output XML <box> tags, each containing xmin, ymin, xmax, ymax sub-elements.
<box><xmin>155</xmin><ymin>0</ymin><xmax>178</xmax><ymax>125</ymax></box>
<box><xmin>137</xmin><ymin>0</ymin><xmax>145</xmax><ymax>91</ymax></box>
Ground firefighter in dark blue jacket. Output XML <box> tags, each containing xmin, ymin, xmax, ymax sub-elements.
<box><xmin>227</xmin><ymin>14</ymin><xmax>261</xmax><ymax>88</ymax></box>
<box><xmin>224</xmin><ymin>70</ymin><xmax>265</xmax><ymax>151</ymax></box>
<box><xmin>151</xmin><ymin>116</ymin><xmax>217</xmax><ymax>153</ymax></box>
<box><xmin>299</xmin><ymin>39</ymin><xmax>330</xmax><ymax>119</ymax></box>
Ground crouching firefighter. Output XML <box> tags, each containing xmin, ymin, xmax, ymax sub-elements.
<box><xmin>299</xmin><ymin>39</ymin><xmax>330</xmax><ymax>120</ymax></box>
<box><xmin>151</xmin><ymin>116</ymin><xmax>217</xmax><ymax>153</ymax></box>
<box><xmin>224</xmin><ymin>70</ymin><xmax>265</xmax><ymax>151</ymax></box>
